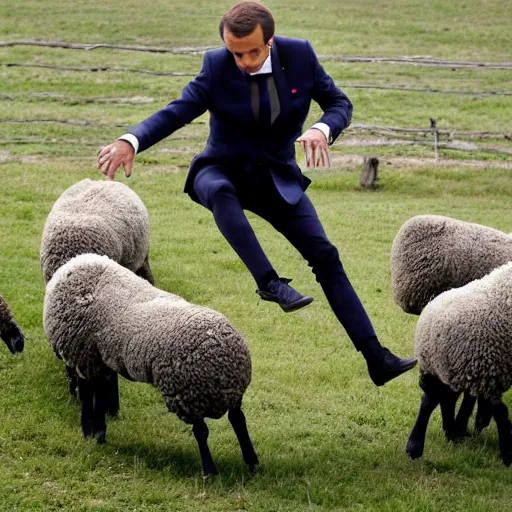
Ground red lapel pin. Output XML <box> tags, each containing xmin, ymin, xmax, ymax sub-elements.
<box><xmin>291</xmin><ymin>88</ymin><xmax>298</xmax><ymax>94</ymax></box>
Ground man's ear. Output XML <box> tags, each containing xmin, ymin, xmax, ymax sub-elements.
<box><xmin>267</xmin><ymin>37</ymin><xmax>274</xmax><ymax>47</ymax></box>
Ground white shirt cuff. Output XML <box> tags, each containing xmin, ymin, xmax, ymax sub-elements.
<box><xmin>118</xmin><ymin>134</ymin><xmax>139</xmax><ymax>154</ymax></box>
<box><xmin>311</xmin><ymin>122</ymin><xmax>330</xmax><ymax>143</ymax></box>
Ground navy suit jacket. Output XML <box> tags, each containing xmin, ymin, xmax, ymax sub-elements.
<box><xmin>129</xmin><ymin>35</ymin><xmax>353</xmax><ymax>205</ymax></box>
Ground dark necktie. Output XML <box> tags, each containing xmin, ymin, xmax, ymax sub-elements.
<box><xmin>248</xmin><ymin>73</ymin><xmax>280</xmax><ymax>125</ymax></box>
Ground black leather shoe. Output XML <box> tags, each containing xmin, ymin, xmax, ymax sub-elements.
<box><xmin>367</xmin><ymin>348</ymin><xmax>418</xmax><ymax>386</ymax></box>
<box><xmin>256</xmin><ymin>277</ymin><xmax>314</xmax><ymax>313</ymax></box>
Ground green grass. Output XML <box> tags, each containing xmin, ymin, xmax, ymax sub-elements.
<box><xmin>1</xmin><ymin>0</ymin><xmax>512</xmax><ymax>510</ymax></box>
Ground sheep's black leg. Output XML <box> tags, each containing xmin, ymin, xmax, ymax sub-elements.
<box><xmin>491</xmin><ymin>398</ymin><xmax>512</xmax><ymax>466</ymax></box>
<box><xmin>92</xmin><ymin>376</ymin><xmax>108</xmax><ymax>444</ymax></box>
<box><xmin>66</xmin><ymin>365</ymin><xmax>79</xmax><ymax>398</ymax></box>
<box><xmin>135</xmin><ymin>256</ymin><xmax>155</xmax><ymax>285</ymax></box>
<box><xmin>228</xmin><ymin>405</ymin><xmax>259</xmax><ymax>474</ymax></box>
<box><xmin>475</xmin><ymin>397</ymin><xmax>493</xmax><ymax>432</ymax></box>
<box><xmin>192</xmin><ymin>419</ymin><xmax>218</xmax><ymax>477</ymax></box>
<box><xmin>104</xmin><ymin>370</ymin><xmax>120</xmax><ymax>418</ymax></box>
<box><xmin>439</xmin><ymin>388</ymin><xmax>461</xmax><ymax>441</ymax></box>
<box><xmin>453</xmin><ymin>392</ymin><xmax>476</xmax><ymax>439</ymax></box>
<box><xmin>78</xmin><ymin>377</ymin><xmax>94</xmax><ymax>438</ymax></box>
<box><xmin>406</xmin><ymin>373</ymin><xmax>442</xmax><ymax>460</ymax></box>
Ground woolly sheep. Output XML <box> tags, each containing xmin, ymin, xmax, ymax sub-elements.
<box><xmin>0</xmin><ymin>295</ymin><xmax>24</xmax><ymax>355</ymax></box>
<box><xmin>43</xmin><ymin>253</ymin><xmax>258</xmax><ymax>477</ymax></box>
<box><xmin>391</xmin><ymin>215</ymin><xmax>512</xmax><ymax>315</ymax></box>
<box><xmin>40</xmin><ymin>178</ymin><xmax>154</xmax><ymax>285</ymax></box>
<box><xmin>391</xmin><ymin>215</ymin><xmax>512</xmax><ymax>433</ymax></box>
<box><xmin>40</xmin><ymin>178</ymin><xmax>155</xmax><ymax>404</ymax></box>
<box><xmin>406</xmin><ymin>262</ymin><xmax>512</xmax><ymax>466</ymax></box>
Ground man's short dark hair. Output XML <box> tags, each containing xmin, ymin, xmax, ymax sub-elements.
<box><xmin>219</xmin><ymin>1</ymin><xmax>275</xmax><ymax>44</ymax></box>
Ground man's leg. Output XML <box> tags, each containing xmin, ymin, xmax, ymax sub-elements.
<box><xmin>193</xmin><ymin>166</ymin><xmax>275</xmax><ymax>288</ymax></box>
<box><xmin>256</xmin><ymin>193</ymin><xmax>416</xmax><ymax>385</ymax></box>
<box><xmin>193</xmin><ymin>165</ymin><xmax>312</xmax><ymax>310</ymax></box>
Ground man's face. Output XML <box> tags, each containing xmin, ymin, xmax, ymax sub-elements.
<box><xmin>223</xmin><ymin>24</ymin><xmax>273</xmax><ymax>74</ymax></box>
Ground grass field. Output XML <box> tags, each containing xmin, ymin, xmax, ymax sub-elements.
<box><xmin>1</xmin><ymin>1</ymin><xmax>512</xmax><ymax>510</ymax></box>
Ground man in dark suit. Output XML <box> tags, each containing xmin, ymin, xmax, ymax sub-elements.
<box><xmin>98</xmin><ymin>1</ymin><xmax>416</xmax><ymax>386</ymax></box>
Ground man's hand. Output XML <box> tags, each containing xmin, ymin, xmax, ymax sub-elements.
<box><xmin>97</xmin><ymin>140</ymin><xmax>135</xmax><ymax>180</ymax></box>
<box><xmin>296</xmin><ymin>128</ymin><xmax>331</xmax><ymax>169</ymax></box>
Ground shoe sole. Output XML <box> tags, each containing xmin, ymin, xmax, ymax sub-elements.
<box><xmin>372</xmin><ymin>359</ymin><xmax>418</xmax><ymax>386</ymax></box>
<box><xmin>257</xmin><ymin>293</ymin><xmax>314</xmax><ymax>313</ymax></box>
<box><xmin>280</xmin><ymin>296</ymin><xmax>314</xmax><ymax>312</ymax></box>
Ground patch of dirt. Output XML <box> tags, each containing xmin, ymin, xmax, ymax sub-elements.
<box><xmin>329</xmin><ymin>154</ymin><xmax>512</xmax><ymax>170</ymax></box>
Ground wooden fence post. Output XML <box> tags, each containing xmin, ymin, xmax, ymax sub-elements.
<box><xmin>430</xmin><ymin>118</ymin><xmax>439</xmax><ymax>160</ymax></box>
<box><xmin>360</xmin><ymin>156</ymin><xmax>379</xmax><ymax>190</ymax></box>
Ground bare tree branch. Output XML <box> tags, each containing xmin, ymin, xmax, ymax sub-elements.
<box><xmin>4</xmin><ymin>62</ymin><xmax>195</xmax><ymax>76</ymax></box>
<box><xmin>343</xmin><ymin>83</ymin><xmax>512</xmax><ymax>96</ymax></box>
<box><xmin>2</xmin><ymin>40</ymin><xmax>511</xmax><ymax>69</ymax></box>
<box><xmin>0</xmin><ymin>40</ymin><xmax>216</xmax><ymax>54</ymax></box>
<box><xmin>348</xmin><ymin>124</ymin><xmax>511</xmax><ymax>140</ymax></box>
<box><xmin>321</xmin><ymin>54</ymin><xmax>512</xmax><ymax>70</ymax></box>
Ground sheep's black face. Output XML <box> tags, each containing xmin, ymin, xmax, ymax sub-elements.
<box><xmin>1</xmin><ymin>322</ymin><xmax>25</xmax><ymax>355</ymax></box>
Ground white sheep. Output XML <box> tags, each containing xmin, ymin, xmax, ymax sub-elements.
<box><xmin>0</xmin><ymin>295</ymin><xmax>24</xmax><ymax>354</ymax></box>
<box><xmin>391</xmin><ymin>214</ymin><xmax>512</xmax><ymax>433</ymax></box>
<box><xmin>40</xmin><ymin>178</ymin><xmax>155</xmax><ymax>406</ymax></box>
<box><xmin>406</xmin><ymin>262</ymin><xmax>512</xmax><ymax>466</ymax></box>
<box><xmin>43</xmin><ymin>253</ymin><xmax>258</xmax><ymax>477</ymax></box>
<box><xmin>391</xmin><ymin>215</ymin><xmax>512</xmax><ymax>315</ymax></box>
<box><xmin>40</xmin><ymin>178</ymin><xmax>154</xmax><ymax>285</ymax></box>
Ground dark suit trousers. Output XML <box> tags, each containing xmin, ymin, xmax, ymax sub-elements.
<box><xmin>192</xmin><ymin>164</ymin><xmax>377</xmax><ymax>348</ymax></box>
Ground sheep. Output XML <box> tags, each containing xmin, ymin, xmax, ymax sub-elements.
<box><xmin>40</xmin><ymin>178</ymin><xmax>154</xmax><ymax>285</ymax></box>
<box><xmin>40</xmin><ymin>178</ymin><xmax>155</xmax><ymax>405</ymax></box>
<box><xmin>391</xmin><ymin>214</ymin><xmax>512</xmax><ymax>315</ymax></box>
<box><xmin>406</xmin><ymin>262</ymin><xmax>512</xmax><ymax>466</ymax></box>
<box><xmin>43</xmin><ymin>253</ymin><xmax>258</xmax><ymax>477</ymax></box>
<box><xmin>391</xmin><ymin>214</ymin><xmax>512</xmax><ymax>433</ymax></box>
<box><xmin>0</xmin><ymin>295</ymin><xmax>24</xmax><ymax>355</ymax></box>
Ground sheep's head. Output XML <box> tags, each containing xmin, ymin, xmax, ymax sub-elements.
<box><xmin>0</xmin><ymin>297</ymin><xmax>25</xmax><ymax>354</ymax></box>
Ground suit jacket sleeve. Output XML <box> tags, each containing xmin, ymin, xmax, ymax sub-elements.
<box><xmin>128</xmin><ymin>54</ymin><xmax>212</xmax><ymax>153</ymax></box>
<box><xmin>307</xmin><ymin>41</ymin><xmax>353</xmax><ymax>145</ymax></box>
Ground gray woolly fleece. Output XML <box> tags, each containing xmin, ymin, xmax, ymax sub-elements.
<box><xmin>415</xmin><ymin>262</ymin><xmax>512</xmax><ymax>399</ymax></box>
<box><xmin>40</xmin><ymin>179</ymin><xmax>151</xmax><ymax>284</ymax></box>
<box><xmin>391</xmin><ymin>215</ymin><xmax>512</xmax><ymax>314</ymax></box>
<box><xmin>43</xmin><ymin>254</ymin><xmax>252</xmax><ymax>424</ymax></box>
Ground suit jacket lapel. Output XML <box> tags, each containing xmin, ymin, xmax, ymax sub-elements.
<box><xmin>270</xmin><ymin>39</ymin><xmax>290</xmax><ymax>123</ymax></box>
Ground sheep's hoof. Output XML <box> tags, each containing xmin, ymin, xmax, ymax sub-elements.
<box><xmin>95</xmin><ymin>432</ymin><xmax>106</xmax><ymax>444</ymax></box>
<box><xmin>82</xmin><ymin>422</ymin><xmax>94</xmax><ymax>439</ymax></box>
<box><xmin>406</xmin><ymin>440</ymin><xmax>423</xmax><ymax>461</ymax></box>
<box><xmin>499</xmin><ymin>451</ymin><xmax>512</xmax><ymax>467</ymax></box>
<box><xmin>248</xmin><ymin>462</ymin><xmax>260</xmax><ymax>476</ymax></box>
<box><xmin>202</xmin><ymin>469</ymin><xmax>219</xmax><ymax>480</ymax></box>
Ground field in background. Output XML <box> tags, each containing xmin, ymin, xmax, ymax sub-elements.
<box><xmin>1</xmin><ymin>1</ymin><xmax>511</xmax><ymax>510</ymax></box>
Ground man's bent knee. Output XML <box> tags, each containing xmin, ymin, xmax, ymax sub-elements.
<box><xmin>193</xmin><ymin>170</ymin><xmax>236</xmax><ymax>211</ymax></box>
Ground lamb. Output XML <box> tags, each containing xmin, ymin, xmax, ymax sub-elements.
<box><xmin>40</xmin><ymin>178</ymin><xmax>155</xmax><ymax>404</ymax></box>
<box><xmin>40</xmin><ymin>178</ymin><xmax>154</xmax><ymax>285</ymax></box>
<box><xmin>43</xmin><ymin>253</ymin><xmax>258</xmax><ymax>477</ymax></box>
<box><xmin>391</xmin><ymin>215</ymin><xmax>512</xmax><ymax>315</ymax></box>
<box><xmin>406</xmin><ymin>262</ymin><xmax>512</xmax><ymax>466</ymax></box>
<box><xmin>0</xmin><ymin>295</ymin><xmax>24</xmax><ymax>355</ymax></box>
